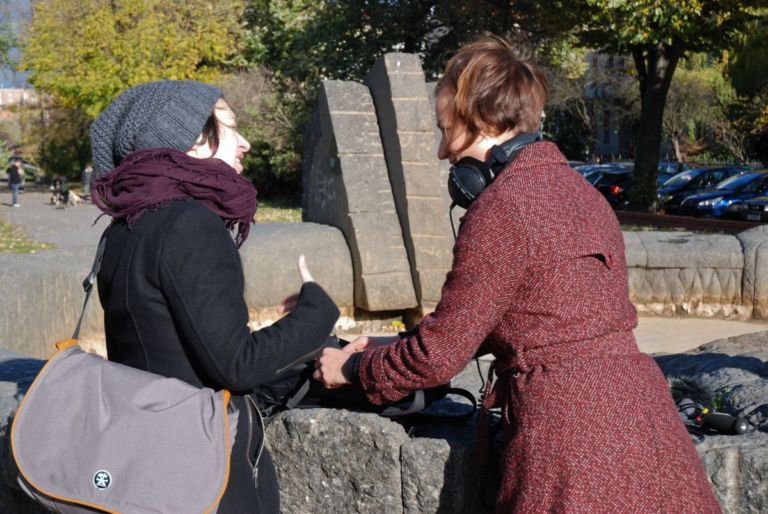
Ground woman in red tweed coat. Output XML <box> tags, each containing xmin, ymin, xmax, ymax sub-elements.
<box><xmin>316</xmin><ymin>36</ymin><xmax>720</xmax><ymax>513</ymax></box>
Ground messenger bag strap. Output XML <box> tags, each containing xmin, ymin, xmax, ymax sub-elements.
<box><xmin>72</xmin><ymin>227</ymin><xmax>109</xmax><ymax>340</ymax></box>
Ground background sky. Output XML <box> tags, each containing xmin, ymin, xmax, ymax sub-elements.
<box><xmin>0</xmin><ymin>0</ymin><xmax>30</xmax><ymax>88</ymax></box>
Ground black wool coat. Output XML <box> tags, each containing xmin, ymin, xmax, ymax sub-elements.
<box><xmin>97</xmin><ymin>199</ymin><xmax>339</xmax><ymax>513</ymax></box>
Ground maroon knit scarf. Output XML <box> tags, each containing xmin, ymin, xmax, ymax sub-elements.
<box><xmin>92</xmin><ymin>148</ymin><xmax>258</xmax><ymax>248</ymax></box>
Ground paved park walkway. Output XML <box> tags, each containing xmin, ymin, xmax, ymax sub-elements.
<box><xmin>2</xmin><ymin>190</ymin><xmax>767</xmax><ymax>356</ymax></box>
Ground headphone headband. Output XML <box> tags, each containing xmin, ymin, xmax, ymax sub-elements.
<box><xmin>489</xmin><ymin>132</ymin><xmax>539</xmax><ymax>172</ymax></box>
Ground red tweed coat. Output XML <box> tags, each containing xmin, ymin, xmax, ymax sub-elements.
<box><xmin>358</xmin><ymin>142</ymin><xmax>721</xmax><ymax>513</ymax></box>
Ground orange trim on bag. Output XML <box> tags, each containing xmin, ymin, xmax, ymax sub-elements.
<box><xmin>55</xmin><ymin>339</ymin><xmax>78</xmax><ymax>350</ymax></box>
<box><xmin>205</xmin><ymin>389</ymin><xmax>234</xmax><ymax>514</ymax></box>
<box><xmin>11</xmin><ymin>343</ymin><xmax>121</xmax><ymax>514</ymax></box>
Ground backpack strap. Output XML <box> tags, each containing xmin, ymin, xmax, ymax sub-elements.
<box><xmin>72</xmin><ymin>227</ymin><xmax>109</xmax><ymax>340</ymax></box>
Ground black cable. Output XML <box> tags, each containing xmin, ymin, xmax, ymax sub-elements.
<box><xmin>449</xmin><ymin>202</ymin><xmax>458</xmax><ymax>240</ymax></box>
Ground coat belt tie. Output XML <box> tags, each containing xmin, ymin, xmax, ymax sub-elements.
<box><xmin>476</xmin><ymin>355</ymin><xmax>520</xmax><ymax>467</ymax></box>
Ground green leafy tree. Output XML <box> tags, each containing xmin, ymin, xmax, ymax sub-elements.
<box><xmin>540</xmin><ymin>0</ymin><xmax>768</xmax><ymax>208</ymax></box>
<box><xmin>725</xmin><ymin>15</ymin><xmax>768</xmax><ymax>163</ymax></box>
<box><xmin>541</xmin><ymin>37</ymin><xmax>638</xmax><ymax>160</ymax></box>
<box><xmin>238</xmin><ymin>0</ymin><xmax>540</xmax><ymax>193</ymax></box>
<box><xmin>20</xmin><ymin>0</ymin><xmax>245</xmax><ymax>119</ymax></box>
<box><xmin>662</xmin><ymin>56</ymin><xmax>736</xmax><ymax>162</ymax></box>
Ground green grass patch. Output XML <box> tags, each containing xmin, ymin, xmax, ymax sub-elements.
<box><xmin>256</xmin><ymin>196</ymin><xmax>302</xmax><ymax>223</ymax></box>
<box><xmin>0</xmin><ymin>222</ymin><xmax>55</xmax><ymax>253</ymax></box>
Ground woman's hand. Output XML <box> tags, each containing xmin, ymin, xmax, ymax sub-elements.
<box><xmin>343</xmin><ymin>335</ymin><xmax>397</xmax><ymax>353</ymax></box>
<box><xmin>279</xmin><ymin>255</ymin><xmax>315</xmax><ymax>314</ymax></box>
<box><xmin>314</xmin><ymin>348</ymin><xmax>352</xmax><ymax>389</ymax></box>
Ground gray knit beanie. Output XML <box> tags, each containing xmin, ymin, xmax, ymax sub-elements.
<box><xmin>90</xmin><ymin>80</ymin><xmax>223</xmax><ymax>174</ymax></box>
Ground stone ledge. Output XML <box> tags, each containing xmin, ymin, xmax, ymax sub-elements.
<box><xmin>1</xmin><ymin>334</ymin><xmax>765</xmax><ymax>513</ymax></box>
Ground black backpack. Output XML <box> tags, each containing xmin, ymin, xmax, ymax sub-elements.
<box><xmin>252</xmin><ymin>336</ymin><xmax>477</xmax><ymax>427</ymax></box>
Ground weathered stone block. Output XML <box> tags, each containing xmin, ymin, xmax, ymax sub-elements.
<box><xmin>415</xmin><ymin>269</ymin><xmax>451</xmax><ymax>304</ymax></box>
<box><xmin>623</xmin><ymin>231</ymin><xmax>646</xmax><ymax>267</ymax></box>
<box><xmin>322</xmin><ymin>79</ymin><xmax>377</xmax><ymax>112</ymax></box>
<box><xmin>360</xmin><ymin>272</ymin><xmax>422</xmax><ymax>311</ymax></box>
<box><xmin>337</xmin><ymin>154</ymin><xmax>397</xmax><ymax>212</ymax></box>
<box><xmin>398</xmin><ymin>132</ymin><xmax>437</xmax><ymax>163</ymax></box>
<box><xmin>331</xmin><ymin>113</ymin><xmax>383</xmax><ymax>155</ymax></box>
<box><xmin>240</xmin><ymin>222</ymin><xmax>353</xmax><ymax>309</ymax></box>
<box><xmin>401</xmin><ymin>438</ymin><xmax>483</xmax><ymax>514</ymax></box>
<box><xmin>266</xmin><ymin>409</ymin><xmax>409</xmax><ymax>514</ymax></box>
<box><xmin>303</xmin><ymin>79</ymin><xmax>417</xmax><ymax>311</ymax></box>
<box><xmin>380</xmin><ymin>53</ymin><xmax>425</xmax><ymax>75</ymax></box>
<box><xmin>407</xmin><ymin>199</ymin><xmax>454</xmax><ymax>237</ymax></box>
<box><xmin>736</xmin><ymin>225</ymin><xmax>768</xmax><ymax>320</ymax></box>
<box><xmin>410</xmin><ymin>237</ymin><xmax>454</xmax><ymax>268</ymax></box>
<box><xmin>402</xmin><ymin>162</ymin><xmax>444</xmax><ymax>197</ymax></box>
<box><xmin>366</xmin><ymin>54</ymin><xmax>453</xmax><ymax>308</ymax></box>
<box><xmin>391</xmin><ymin>98</ymin><xmax>433</xmax><ymax>132</ymax></box>
<box><xmin>638</xmin><ymin>232</ymin><xmax>743</xmax><ymax>269</ymax></box>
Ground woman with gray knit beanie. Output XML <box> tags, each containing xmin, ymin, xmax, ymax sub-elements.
<box><xmin>90</xmin><ymin>80</ymin><xmax>340</xmax><ymax>513</ymax></box>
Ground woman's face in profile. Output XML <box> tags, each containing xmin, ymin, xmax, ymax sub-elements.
<box><xmin>188</xmin><ymin>99</ymin><xmax>251</xmax><ymax>174</ymax></box>
<box><xmin>435</xmin><ymin>94</ymin><xmax>488</xmax><ymax>164</ymax></box>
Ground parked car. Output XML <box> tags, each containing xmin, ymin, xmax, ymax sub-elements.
<box><xmin>741</xmin><ymin>196</ymin><xmax>768</xmax><ymax>222</ymax></box>
<box><xmin>675</xmin><ymin>171</ymin><xmax>768</xmax><ymax>218</ymax></box>
<box><xmin>657</xmin><ymin>160</ymin><xmax>694</xmax><ymax>187</ymax></box>
<box><xmin>576</xmin><ymin>163</ymin><xmax>632</xmax><ymax>185</ymax></box>
<box><xmin>656</xmin><ymin>165</ymin><xmax>750</xmax><ymax>213</ymax></box>
<box><xmin>591</xmin><ymin>169</ymin><xmax>633</xmax><ymax>209</ymax></box>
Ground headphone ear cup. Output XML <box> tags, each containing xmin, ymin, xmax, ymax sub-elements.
<box><xmin>448</xmin><ymin>157</ymin><xmax>493</xmax><ymax>209</ymax></box>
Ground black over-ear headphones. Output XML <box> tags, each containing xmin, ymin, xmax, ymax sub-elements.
<box><xmin>447</xmin><ymin>132</ymin><xmax>538</xmax><ymax>209</ymax></box>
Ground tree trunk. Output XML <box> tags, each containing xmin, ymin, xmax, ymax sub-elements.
<box><xmin>630</xmin><ymin>39</ymin><xmax>683</xmax><ymax>210</ymax></box>
<box><xmin>672</xmin><ymin>137</ymin><xmax>682</xmax><ymax>162</ymax></box>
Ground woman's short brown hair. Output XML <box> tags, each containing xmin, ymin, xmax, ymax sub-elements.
<box><xmin>436</xmin><ymin>35</ymin><xmax>548</xmax><ymax>152</ymax></box>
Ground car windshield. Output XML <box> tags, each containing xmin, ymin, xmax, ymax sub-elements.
<box><xmin>585</xmin><ymin>172</ymin><xmax>604</xmax><ymax>185</ymax></box>
<box><xmin>715</xmin><ymin>173</ymin><xmax>761</xmax><ymax>190</ymax></box>
<box><xmin>663</xmin><ymin>169</ymin><xmax>706</xmax><ymax>187</ymax></box>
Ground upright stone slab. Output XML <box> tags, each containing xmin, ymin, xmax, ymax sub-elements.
<box><xmin>302</xmin><ymin>80</ymin><xmax>417</xmax><ymax>311</ymax></box>
<box><xmin>426</xmin><ymin>81</ymin><xmax>464</xmax><ymax>231</ymax></box>
<box><xmin>365</xmin><ymin>55</ymin><xmax>454</xmax><ymax>309</ymax></box>
<box><xmin>736</xmin><ymin>225</ymin><xmax>768</xmax><ymax>320</ymax></box>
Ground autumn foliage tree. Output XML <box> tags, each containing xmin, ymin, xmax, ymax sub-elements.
<box><xmin>18</xmin><ymin>0</ymin><xmax>244</xmax><ymax>177</ymax></box>
<box><xmin>22</xmin><ymin>0</ymin><xmax>244</xmax><ymax>117</ymax></box>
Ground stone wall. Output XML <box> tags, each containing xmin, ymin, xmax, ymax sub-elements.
<box><xmin>624</xmin><ymin>231</ymin><xmax>747</xmax><ymax>319</ymax></box>
<box><xmin>0</xmin><ymin>222</ymin><xmax>355</xmax><ymax>359</ymax></box>
<box><xmin>1</xmin><ymin>331</ymin><xmax>766</xmax><ymax>513</ymax></box>
<box><xmin>620</xmin><ymin>226</ymin><xmax>768</xmax><ymax>321</ymax></box>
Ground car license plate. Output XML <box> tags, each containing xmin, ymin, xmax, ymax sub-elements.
<box><xmin>747</xmin><ymin>213</ymin><xmax>761</xmax><ymax>221</ymax></box>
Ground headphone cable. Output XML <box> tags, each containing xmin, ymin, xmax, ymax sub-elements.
<box><xmin>449</xmin><ymin>202</ymin><xmax>459</xmax><ymax>240</ymax></box>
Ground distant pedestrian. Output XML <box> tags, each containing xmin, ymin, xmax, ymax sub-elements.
<box><xmin>82</xmin><ymin>163</ymin><xmax>93</xmax><ymax>196</ymax></box>
<box><xmin>6</xmin><ymin>159</ymin><xmax>22</xmax><ymax>207</ymax></box>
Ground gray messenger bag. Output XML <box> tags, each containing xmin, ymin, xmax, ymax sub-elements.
<box><xmin>10</xmin><ymin>231</ymin><xmax>254</xmax><ymax>513</ymax></box>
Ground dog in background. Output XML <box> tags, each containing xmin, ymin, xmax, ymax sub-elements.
<box><xmin>50</xmin><ymin>188</ymin><xmax>82</xmax><ymax>208</ymax></box>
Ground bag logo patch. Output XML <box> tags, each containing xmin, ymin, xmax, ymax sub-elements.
<box><xmin>93</xmin><ymin>470</ymin><xmax>112</xmax><ymax>490</ymax></box>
